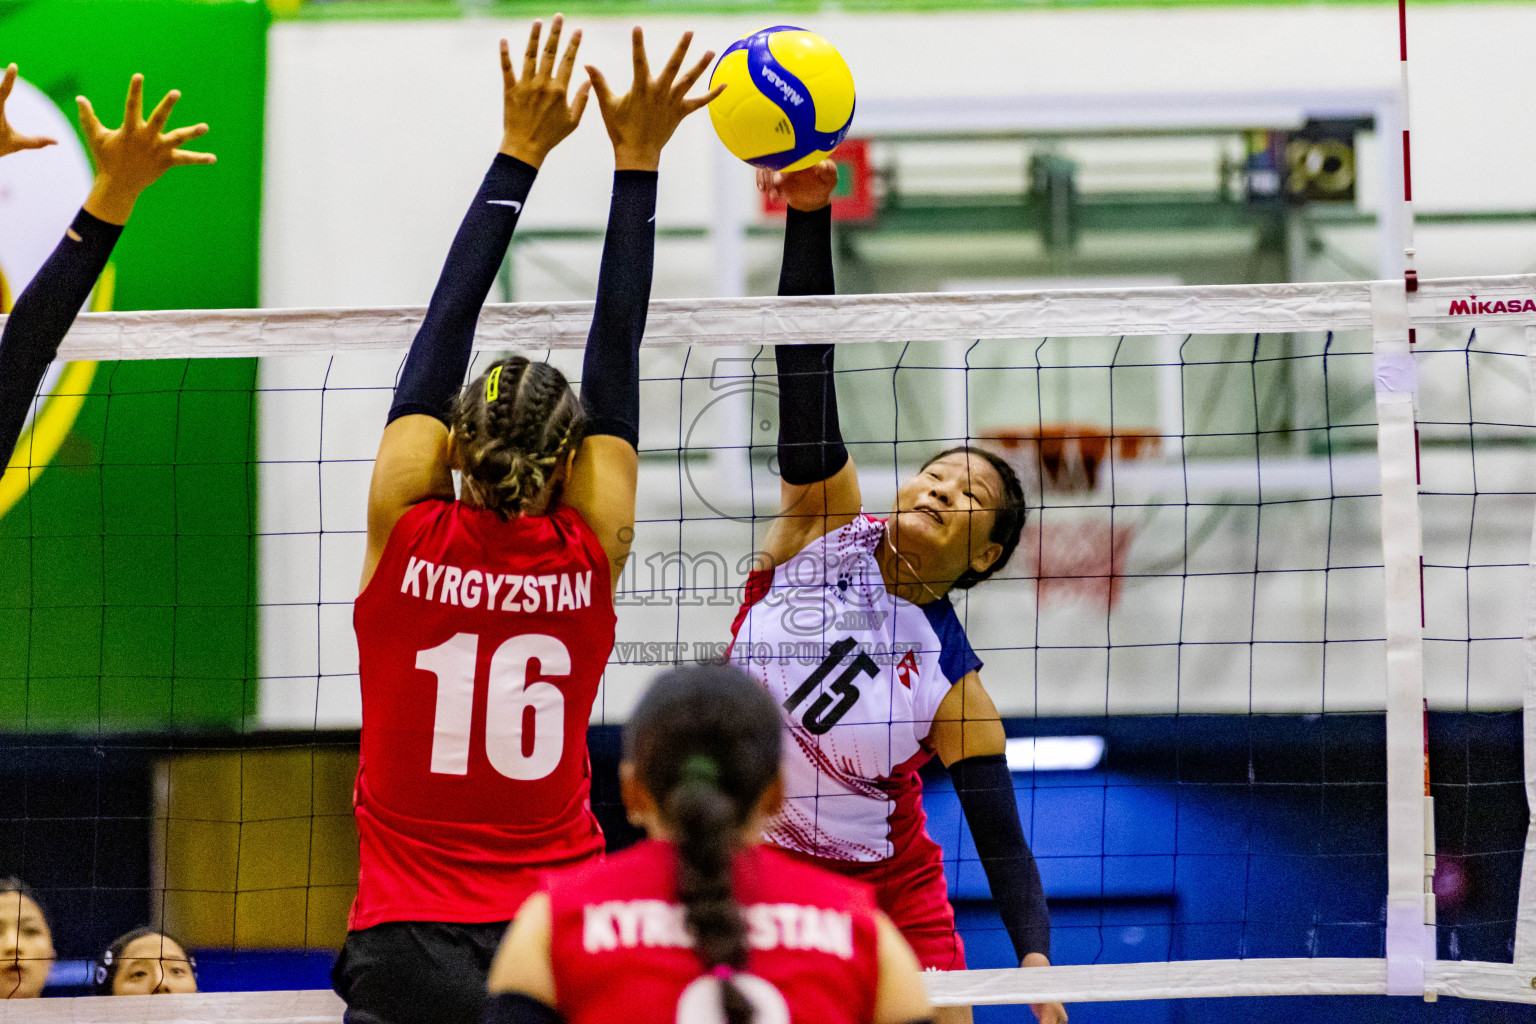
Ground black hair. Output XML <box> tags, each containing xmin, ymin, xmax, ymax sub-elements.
<box><xmin>94</xmin><ymin>927</ymin><xmax>196</xmax><ymax>994</ymax></box>
<box><xmin>919</xmin><ymin>445</ymin><xmax>1028</xmax><ymax>590</ymax></box>
<box><xmin>0</xmin><ymin>878</ymin><xmax>49</xmax><ymax>931</ymax></box>
<box><xmin>451</xmin><ymin>355</ymin><xmax>586</xmax><ymax>519</ymax></box>
<box><xmin>623</xmin><ymin>664</ymin><xmax>783</xmax><ymax>1024</ymax></box>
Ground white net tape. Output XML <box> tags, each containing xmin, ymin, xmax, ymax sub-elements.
<box><xmin>6</xmin><ymin>275</ymin><xmax>1536</xmax><ymax>1012</ymax></box>
<box><xmin>1</xmin><ymin>957</ymin><xmax>1535</xmax><ymax>1022</ymax></box>
<box><xmin>34</xmin><ymin>275</ymin><xmax>1536</xmax><ymax>359</ymax></box>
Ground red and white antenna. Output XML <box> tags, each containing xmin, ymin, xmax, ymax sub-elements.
<box><xmin>1398</xmin><ymin>0</ymin><xmax>1418</xmax><ymax>298</ymax></box>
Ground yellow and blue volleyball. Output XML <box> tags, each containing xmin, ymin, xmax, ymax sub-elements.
<box><xmin>708</xmin><ymin>27</ymin><xmax>856</xmax><ymax>173</ymax></box>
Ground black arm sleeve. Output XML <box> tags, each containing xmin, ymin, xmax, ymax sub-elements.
<box><xmin>774</xmin><ymin>204</ymin><xmax>847</xmax><ymax>486</ymax></box>
<box><xmin>484</xmin><ymin>993</ymin><xmax>563</xmax><ymax>1024</ymax></box>
<box><xmin>0</xmin><ymin>209</ymin><xmax>122</xmax><ymax>468</ymax></box>
<box><xmin>388</xmin><ymin>154</ymin><xmax>537</xmax><ymax>425</ymax></box>
<box><xmin>578</xmin><ymin>170</ymin><xmax>657</xmax><ymax>448</ymax></box>
<box><xmin>949</xmin><ymin>752</ymin><xmax>1051</xmax><ymax>962</ymax></box>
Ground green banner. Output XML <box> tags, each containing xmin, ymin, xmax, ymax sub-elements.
<box><xmin>0</xmin><ymin>0</ymin><xmax>267</xmax><ymax>731</ymax></box>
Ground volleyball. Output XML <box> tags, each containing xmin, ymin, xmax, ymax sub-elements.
<box><xmin>707</xmin><ymin>26</ymin><xmax>856</xmax><ymax>173</ymax></box>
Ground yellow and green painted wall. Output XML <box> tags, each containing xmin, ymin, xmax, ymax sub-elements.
<box><xmin>0</xmin><ymin>0</ymin><xmax>267</xmax><ymax>731</ymax></box>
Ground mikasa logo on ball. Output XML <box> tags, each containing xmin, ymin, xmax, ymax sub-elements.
<box><xmin>759</xmin><ymin>65</ymin><xmax>805</xmax><ymax>106</ymax></box>
<box><xmin>708</xmin><ymin>26</ymin><xmax>855</xmax><ymax>172</ymax></box>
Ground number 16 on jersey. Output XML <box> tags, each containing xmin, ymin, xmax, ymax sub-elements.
<box><xmin>416</xmin><ymin>632</ymin><xmax>569</xmax><ymax>781</ymax></box>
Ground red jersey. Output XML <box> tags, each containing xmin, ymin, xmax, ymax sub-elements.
<box><xmin>350</xmin><ymin>498</ymin><xmax>615</xmax><ymax>930</ymax></box>
<box><xmin>546</xmin><ymin>839</ymin><xmax>881</xmax><ymax>1024</ymax></box>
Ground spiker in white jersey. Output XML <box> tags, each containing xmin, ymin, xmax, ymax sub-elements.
<box><xmin>730</xmin><ymin>514</ymin><xmax>980</xmax><ymax>863</ymax></box>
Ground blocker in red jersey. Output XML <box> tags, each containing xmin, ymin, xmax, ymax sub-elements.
<box><xmin>487</xmin><ymin>663</ymin><xmax>933</xmax><ymax>1024</ymax></box>
<box><xmin>332</xmin><ymin>21</ymin><xmax>722</xmax><ymax>1024</ymax></box>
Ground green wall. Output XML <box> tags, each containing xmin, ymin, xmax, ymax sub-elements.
<box><xmin>0</xmin><ymin>0</ymin><xmax>267</xmax><ymax>731</ymax></box>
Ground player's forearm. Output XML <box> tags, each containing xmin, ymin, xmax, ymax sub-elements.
<box><xmin>389</xmin><ymin>154</ymin><xmax>536</xmax><ymax>426</ymax></box>
<box><xmin>778</xmin><ymin>203</ymin><xmax>833</xmax><ymax>298</ymax></box>
<box><xmin>775</xmin><ymin>343</ymin><xmax>847</xmax><ymax>486</ymax></box>
<box><xmin>774</xmin><ymin>204</ymin><xmax>847</xmax><ymax>485</ymax></box>
<box><xmin>578</xmin><ymin>170</ymin><xmax>656</xmax><ymax>448</ymax></box>
<box><xmin>0</xmin><ymin>209</ymin><xmax>122</xmax><ymax>467</ymax></box>
<box><xmin>949</xmin><ymin>752</ymin><xmax>1052</xmax><ymax>961</ymax></box>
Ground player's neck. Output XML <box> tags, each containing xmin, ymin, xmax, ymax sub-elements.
<box><xmin>458</xmin><ymin>479</ymin><xmax>557</xmax><ymax>517</ymax></box>
<box><xmin>877</xmin><ymin>525</ymin><xmax>949</xmax><ymax>606</ymax></box>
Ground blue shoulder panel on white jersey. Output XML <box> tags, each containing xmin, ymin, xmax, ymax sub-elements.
<box><xmin>920</xmin><ymin>597</ymin><xmax>982</xmax><ymax>683</ymax></box>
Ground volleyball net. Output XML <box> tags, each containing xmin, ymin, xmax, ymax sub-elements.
<box><xmin>3</xmin><ymin>275</ymin><xmax>1536</xmax><ymax>1014</ymax></box>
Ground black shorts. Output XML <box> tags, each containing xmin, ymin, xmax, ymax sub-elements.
<box><xmin>332</xmin><ymin>921</ymin><xmax>508</xmax><ymax>1024</ymax></box>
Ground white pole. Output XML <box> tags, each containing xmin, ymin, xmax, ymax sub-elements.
<box><xmin>1375</xmin><ymin>98</ymin><xmax>1407</xmax><ymax>281</ymax></box>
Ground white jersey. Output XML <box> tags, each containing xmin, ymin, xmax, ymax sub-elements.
<box><xmin>729</xmin><ymin>515</ymin><xmax>982</xmax><ymax>863</ymax></box>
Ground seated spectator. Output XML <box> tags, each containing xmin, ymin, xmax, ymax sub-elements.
<box><xmin>1</xmin><ymin>878</ymin><xmax>55</xmax><ymax>999</ymax></box>
<box><xmin>95</xmin><ymin>929</ymin><xmax>197</xmax><ymax>996</ymax></box>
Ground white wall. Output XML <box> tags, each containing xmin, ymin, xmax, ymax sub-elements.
<box><xmin>262</xmin><ymin>4</ymin><xmax>1536</xmax><ymax>309</ymax></box>
<box><xmin>256</xmin><ymin>7</ymin><xmax>1536</xmax><ymax>726</ymax></box>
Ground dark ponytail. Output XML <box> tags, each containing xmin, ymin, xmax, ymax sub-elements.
<box><xmin>669</xmin><ymin>755</ymin><xmax>754</xmax><ymax>1024</ymax></box>
<box><xmin>625</xmin><ymin>665</ymin><xmax>783</xmax><ymax>1024</ymax></box>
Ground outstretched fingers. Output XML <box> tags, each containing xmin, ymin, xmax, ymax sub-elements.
<box><xmin>557</xmin><ymin>27</ymin><xmax>583</xmax><ymax>87</ymax></box>
<box><xmin>122</xmin><ymin>73</ymin><xmax>145</xmax><ymax>127</ymax></box>
<box><xmin>164</xmin><ymin>122</ymin><xmax>210</xmax><ymax>147</ymax></box>
<box><xmin>0</xmin><ymin>67</ymin><xmax>57</xmax><ymax>151</ymax></box>
<box><xmin>146</xmin><ymin>89</ymin><xmax>181</xmax><ymax>134</ymax></box>
<box><xmin>630</xmin><ymin>26</ymin><xmax>649</xmax><ymax>88</ymax></box>
<box><xmin>756</xmin><ymin>167</ymin><xmax>781</xmax><ymax>202</ymax></box>
<box><xmin>585</xmin><ymin>65</ymin><xmax>614</xmax><ymax>117</ymax></box>
<box><xmin>681</xmin><ymin>80</ymin><xmax>726</xmax><ymax>115</ymax></box>
<box><xmin>500</xmin><ymin>38</ymin><xmax>516</xmax><ymax>87</ymax></box>
<box><xmin>170</xmin><ymin>145</ymin><xmax>217</xmax><ymax>166</ymax></box>
<box><xmin>655</xmin><ymin>30</ymin><xmax>693</xmax><ymax>90</ymax></box>
<box><xmin>497</xmin><ymin>17</ymin><xmax>588</xmax><ymax>164</ymax></box>
<box><xmin>522</xmin><ymin>20</ymin><xmax>543</xmax><ymax>82</ymax></box>
<box><xmin>538</xmin><ymin>14</ymin><xmax>563</xmax><ymax>80</ymax></box>
<box><xmin>75</xmin><ymin>95</ymin><xmax>105</xmax><ymax>141</ymax></box>
<box><xmin>671</xmin><ymin>49</ymin><xmax>715</xmax><ymax>101</ymax></box>
<box><xmin>165</xmin><ymin>120</ymin><xmax>215</xmax><ymax>165</ymax></box>
<box><xmin>568</xmin><ymin>78</ymin><xmax>592</xmax><ymax>122</ymax></box>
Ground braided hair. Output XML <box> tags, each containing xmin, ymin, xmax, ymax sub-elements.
<box><xmin>920</xmin><ymin>445</ymin><xmax>1028</xmax><ymax>590</ymax></box>
<box><xmin>451</xmin><ymin>355</ymin><xmax>585</xmax><ymax>519</ymax></box>
<box><xmin>624</xmin><ymin>664</ymin><xmax>783</xmax><ymax>1024</ymax></box>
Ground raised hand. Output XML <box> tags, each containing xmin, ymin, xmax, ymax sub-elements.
<box><xmin>585</xmin><ymin>28</ymin><xmax>723</xmax><ymax>172</ymax></box>
<box><xmin>758</xmin><ymin>160</ymin><xmax>839</xmax><ymax>213</ymax></box>
<box><xmin>0</xmin><ymin>64</ymin><xmax>58</xmax><ymax>158</ymax></box>
<box><xmin>499</xmin><ymin>15</ymin><xmax>591</xmax><ymax>168</ymax></box>
<box><xmin>1022</xmin><ymin>953</ymin><xmax>1068</xmax><ymax>1024</ymax></box>
<box><xmin>1032</xmin><ymin>1002</ymin><xmax>1069</xmax><ymax>1024</ymax></box>
<box><xmin>77</xmin><ymin>74</ymin><xmax>214</xmax><ymax>225</ymax></box>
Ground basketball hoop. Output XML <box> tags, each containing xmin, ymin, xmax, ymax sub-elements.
<box><xmin>980</xmin><ymin>425</ymin><xmax>1159</xmax><ymax>611</ymax></box>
